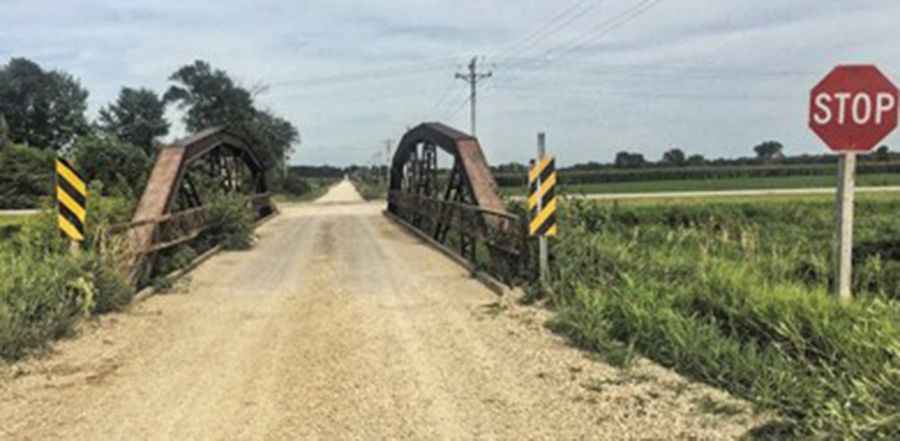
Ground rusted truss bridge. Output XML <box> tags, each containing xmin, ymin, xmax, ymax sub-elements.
<box><xmin>386</xmin><ymin>123</ymin><xmax>532</xmax><ymax>285</ymax></box>
<box><xmin>113</xmin><ymin>122</ymin><xmax>532</xmax><ymax>287</ymax></box>
<box><xmin>107</xmin><ymin>128</ymin><xmax>276</xmax><ymax>284</ymax></box>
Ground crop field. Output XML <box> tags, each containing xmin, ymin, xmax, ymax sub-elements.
<box><xmin>500</xmin><ymin>173</ymin><xmax>900</xmax><ymax>196</ymax></box>
<box><xmin>539</xmin><ymin>194</ymin><xmax>900</xmax><ymax>437</ymax></box>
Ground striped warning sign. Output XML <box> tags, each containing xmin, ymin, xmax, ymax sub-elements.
<box><xmin>528</xmin><ymin>156</ymin><xmax>558</xmax><ymax>237</ymax></box>
<box><xmin>55</xmin><ymin>158</ymin><xmax>87</xmax><ymax>241</ymax></box>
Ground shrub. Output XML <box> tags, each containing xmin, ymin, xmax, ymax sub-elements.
<box><xmin>0</xmin><ymin>143</ymin><xmax>53</xmax><ymax>208</ymax></box>
<box><xmin>206</xmin><ymin>193</ymin><xmax>255</xmax><ymax>250</ymax></box>
<box><xmin>0</xmin><ymin>237</ymin><xmax>133</xmax><ymax>359</ymax></box>
<box><xmin>0</xmin><ymin>185</ymin><xmax>135</xmax><ymax>360</ymax></box>
<box><xmin>71</xmin><ymin>135</ymin><xmax>151</xmax><ymax>198</ymax></box>
<box><xmin>282</xmin><ymin>173</ymin><xmax>313</xmax><ymax>196</ymax></box>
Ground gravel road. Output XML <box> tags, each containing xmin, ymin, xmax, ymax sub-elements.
<box><xmin>0</xmin><ymin>180</ymin><xmax>766</xmax><ymax>440</ymax></box>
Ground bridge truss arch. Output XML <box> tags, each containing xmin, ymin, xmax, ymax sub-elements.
<box><xmin>124</xmin><ymin>127</ymin><xmax>276</xmax><ymax>282</ymax></box>
<box><xmin>387</xmin><ymin>122</ymin><xmax>529</xmax><ymax>284</ymax></box>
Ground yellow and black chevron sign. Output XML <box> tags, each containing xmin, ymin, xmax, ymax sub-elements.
<box><xmin>55</xmin><ymin>158</ymin><xmax>87</xmax><ymax>242</ymax></box>
<box><xmin>528</xmin><ymin>156</ymin><xmax>558</xmax><ymax>237</ymax></box>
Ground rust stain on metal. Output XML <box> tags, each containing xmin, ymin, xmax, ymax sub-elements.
<box><xmin>387</xmin><ymin>122</ymin><xmax>529</xmax><ymax>284</ymax></box>
<box><xmin>127</xmin><ymin>127</ymin><xmax>274</xmax><ymax>280</ymax></box>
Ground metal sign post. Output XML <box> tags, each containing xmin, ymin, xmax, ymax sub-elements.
<box><xmin>834</xmin><ymin>152</ymin><xmax>856</xmax><ymax>302</ymax></box>
<box><xmin>529</xmin><ymin>132</ymin><xmax>558</xmax><ymax>283</ymax></box>
<box><xmin>808</xmin><ymin>65</ymin><xmax>899</xmax><ymax>302</ymax></box>
<box><xmin>537</xmin><ymin>133</ymin><xmax>548</xmax><ymax>282</ymax></box>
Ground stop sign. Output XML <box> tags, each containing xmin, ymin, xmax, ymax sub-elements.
<box><xmin>809</xmin><ymin>65</ymin><xmax>899</xmax><ymax>152</ymax></box>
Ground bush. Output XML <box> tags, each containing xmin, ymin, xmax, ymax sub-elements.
<box><xmin>0</xmin><ymin>184</ymin><xmax>135</xmax><ymax>360</ymax></box>
<box><xmin>0</xmin><ymin>249</ymin><xmax>89</xmax><ymax>359</ymax></box>
<box><xmin>282</xmin><ymin>173</ymin><xmax>313</xmax><ymax>196</ymax></box>
<box><xmin>0</xmin><ymin>235</ymin><xmax>134</xmax><ymax>359</ymax></box>
<box><xmin>71</xmin><ymin>135</ymin><xmax>151</xmax><ymax>197</ymax></box>
<box><xmin>0</xmin><ymin>143</ymin><xmax>53</xmax><ymax>208</ymax></box>
<box><xmin>206</xmin><ymin>193</ymin><xmax>255</xmax><ymax>250</ymax></box>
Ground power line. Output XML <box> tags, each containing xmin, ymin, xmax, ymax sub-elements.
<box><xmin>504</xmin><ymin>0</ymin><xmax>665</xmax><ymax>72</ymax></box>
<box><xmin>550</xmin><ymin>0</ymin><xmax>666</xmax><ymax>60</ymax></box>
<box><xmin>268</xmin><ymin>57</ymin><xmax>460</xmax><ymax>89</ymax></box>
<box><xmin>489</xmin><ymin>0</ymin><xmax>600</xmax><ymax>63</ymax></box>
<box><xmin>492</xmin><ymin>0</ymin><xmax>606</xmax><ymax>66</ymax></box>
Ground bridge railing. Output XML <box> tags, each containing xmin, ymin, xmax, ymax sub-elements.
<box><xmin>107</xmin><ymin>192</ymin><xmax>272</xmax><ymax>258</ymax></box>
<box><xmin>388</xmin><ymin>191</ymin><xmax>530</xmax><ymax>285</ymax></box>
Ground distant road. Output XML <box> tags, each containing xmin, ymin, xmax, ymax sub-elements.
<box><xmin>0</xmin><ymin>209</ymin><xmax>39</xmax><ymax>216</ymax></box>
<box><xmin>510</xmin><ymin>185</ymin><xmax>900</xmax><ymax>201</ymax></box>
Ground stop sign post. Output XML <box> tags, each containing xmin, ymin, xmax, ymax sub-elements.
<box><xmin>809</xmin><ymin>65</ymin><xmax>899</xmax><ymax>301</ymax></box>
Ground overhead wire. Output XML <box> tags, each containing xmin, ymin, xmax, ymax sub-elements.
<box><xmin>489</xmin><ymin>0</ymin><xmax>602</xmax><ymax>65</ymax></box>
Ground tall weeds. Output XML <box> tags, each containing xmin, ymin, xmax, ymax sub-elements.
<box><xmin>0</xmin><ymin>183</ymin><xmax>135</xmax><ymax>360</ymax></box>
<box><xmin>543</xmin><ymin>198</ymin><xmax>900</xmax><ymax>438</ymax></box>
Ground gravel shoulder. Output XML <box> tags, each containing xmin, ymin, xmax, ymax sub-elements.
<box><xmin>0</xmin><ymin>181</ymin><xmax>768</xmax><ymax>440</ymax></box>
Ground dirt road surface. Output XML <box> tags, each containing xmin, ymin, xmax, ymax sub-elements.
<box><xmin>0</xmin><ymin>180</ymin><xmax>765</xmax><ymax>440</ymax></box>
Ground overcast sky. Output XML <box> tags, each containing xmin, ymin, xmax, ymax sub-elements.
<box><xmin>3</xmin><ymin>0</ymin><xmax>900</xmax><ymax>167</ymax></box>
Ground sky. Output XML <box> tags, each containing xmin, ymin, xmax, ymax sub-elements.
<box><xmin>2</xmin><ymin>0</ymin><xmax>900</xmax><ymax>167</ymax></box>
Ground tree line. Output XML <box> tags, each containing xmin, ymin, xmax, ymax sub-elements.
<box><xmin>0</xmin><ymin>57</ymin><xmax>299</xmax><ymax>207</ymax></box>
<box><xmin>492</xmin><ymin>141</ymin><xmax>895</xmax><ymax>174</ymax></box>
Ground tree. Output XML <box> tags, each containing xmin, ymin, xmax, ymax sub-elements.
<box><xmin>687</xmin><ymin>154</ymin><xmax>706</xmax><ymax>165</ymax></box>
<box><xmin>661</xmin><ymin>148</ymin><xmax>686</xmax><ymax>166</ymax></box>
<box><xmin>0</xmin><ymin>58</ymin><xmax>89</xmax><ymax>150</ymax></box>
<box><xmin>236</xmin><ymin>109</ymin><xmax>299</xmax><ymax>169</ymax></box>
<box><xmin>164</xmin><ymin>60</ymin><xmax>300</xmax><ymax>171</ymax></box>
<box><xmin>163</xmin><ymin>60</ymin><xmax>255</xmax><ymax>132</ymax></box>
<box><xmin>614</xmin><ymin>151</ymin><xmax>646</xmax><ymax>168</ymax></box>
<box><xmin>71</xmin><ymin>135</ymin><xmax>152</xmax><ymax>196</ymax></box>
<box><xmin>875</xmin><ymin>145</ymin><xmax>890</xmax><ymax>162</ymax></box>
<box><xmin>0</xmin><ymin>113</ymin><xmax>8</xmax><ymax>149</ymax></box>
<box><xmin>0</xmin><ymin>143</ymin><xmax>54</xmax><ymax>208</ymax></box>
<box><xmin>753</xmin><ymin>141</ymin><xmax>784</xmax><ymax>160</ymax></box>
<box><xmin>98</xmin><ymin>87</ymin><xmax>169</xmax><ymax>156</ymax></box>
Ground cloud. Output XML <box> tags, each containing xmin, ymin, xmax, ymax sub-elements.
<box><xmin>2</xmin><ymin>0</ymin><xmax>899</xmax><ymax>166</ymax></box>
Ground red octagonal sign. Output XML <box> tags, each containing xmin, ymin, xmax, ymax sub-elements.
<box><xmin>809</xmin><ymin>65</ymin><xmax>899</xmax><ymax>152</ymax></box>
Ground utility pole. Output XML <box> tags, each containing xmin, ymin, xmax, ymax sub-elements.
<box><xmin>455</xmin><ymin>56</ymin><xmax>492</xmax><ymax>136</ymax></box>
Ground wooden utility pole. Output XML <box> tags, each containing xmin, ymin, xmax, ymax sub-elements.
<box><xmin>455</xmin><ymin>57</ymin><xmax>492</xmax><ymax>136</ymax></box>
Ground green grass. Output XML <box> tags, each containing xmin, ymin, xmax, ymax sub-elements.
<box><xmin>0</xmin><ymin>214</ymin><xmax>31</xmax><ymax>243</ymax></box>
<box><xmin>0</xmin><ymin>214</ymin><xmax>31</xmax><ymax>226</ymax></box>
<box><xmin>349</xmin><ymin>177</ymin><xmax>388</xmax><ymax>201</ymax></box>
<box><xmin>273</xmin><ymin>178</ymin><xmax>339</xmax><ymax>203</ymax></box>
<box><xmin>540</xmin><ymin>196</ymin><xmax>900</xmax><ymax>438</ymax></box>
<box><xmin>500</xmin><ymin>173</ymin><xmax>900</xmax><ymax>196</ymax></box>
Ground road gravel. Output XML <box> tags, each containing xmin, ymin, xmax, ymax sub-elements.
<box><xmin>0</xmin><ymin>180</ymin><xmax>767</xmax><ymax>440</ymax></box>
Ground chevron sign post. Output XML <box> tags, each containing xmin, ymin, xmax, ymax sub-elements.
<box><xmin>530</xmin><ymin>133</ymin><xmax>558</xmax><ymax>282</ymax></box>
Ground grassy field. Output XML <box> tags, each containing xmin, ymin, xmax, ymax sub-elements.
<box><xmin>273</xmin><ymin>178</ymin><xmax>339</xmax><ymax>203</ymax></box>
<box><xmin>538</xmin><ymin>194</ymin><xmax>900</xmax><ymax>438</ymax></box>
<box><xmin>500</xmin><ymin>173</ymin><xmax>900</xmax><ymax>196</ymax></box>
<box><xmin>0</xmin><ymin>214</ymin><xmax>31</xmax><ymax>242</ymax></box>
<box><xmin>0</xmin><ymin>214</ymin><xmax>28</xmax><ymax>227</ymax></box>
